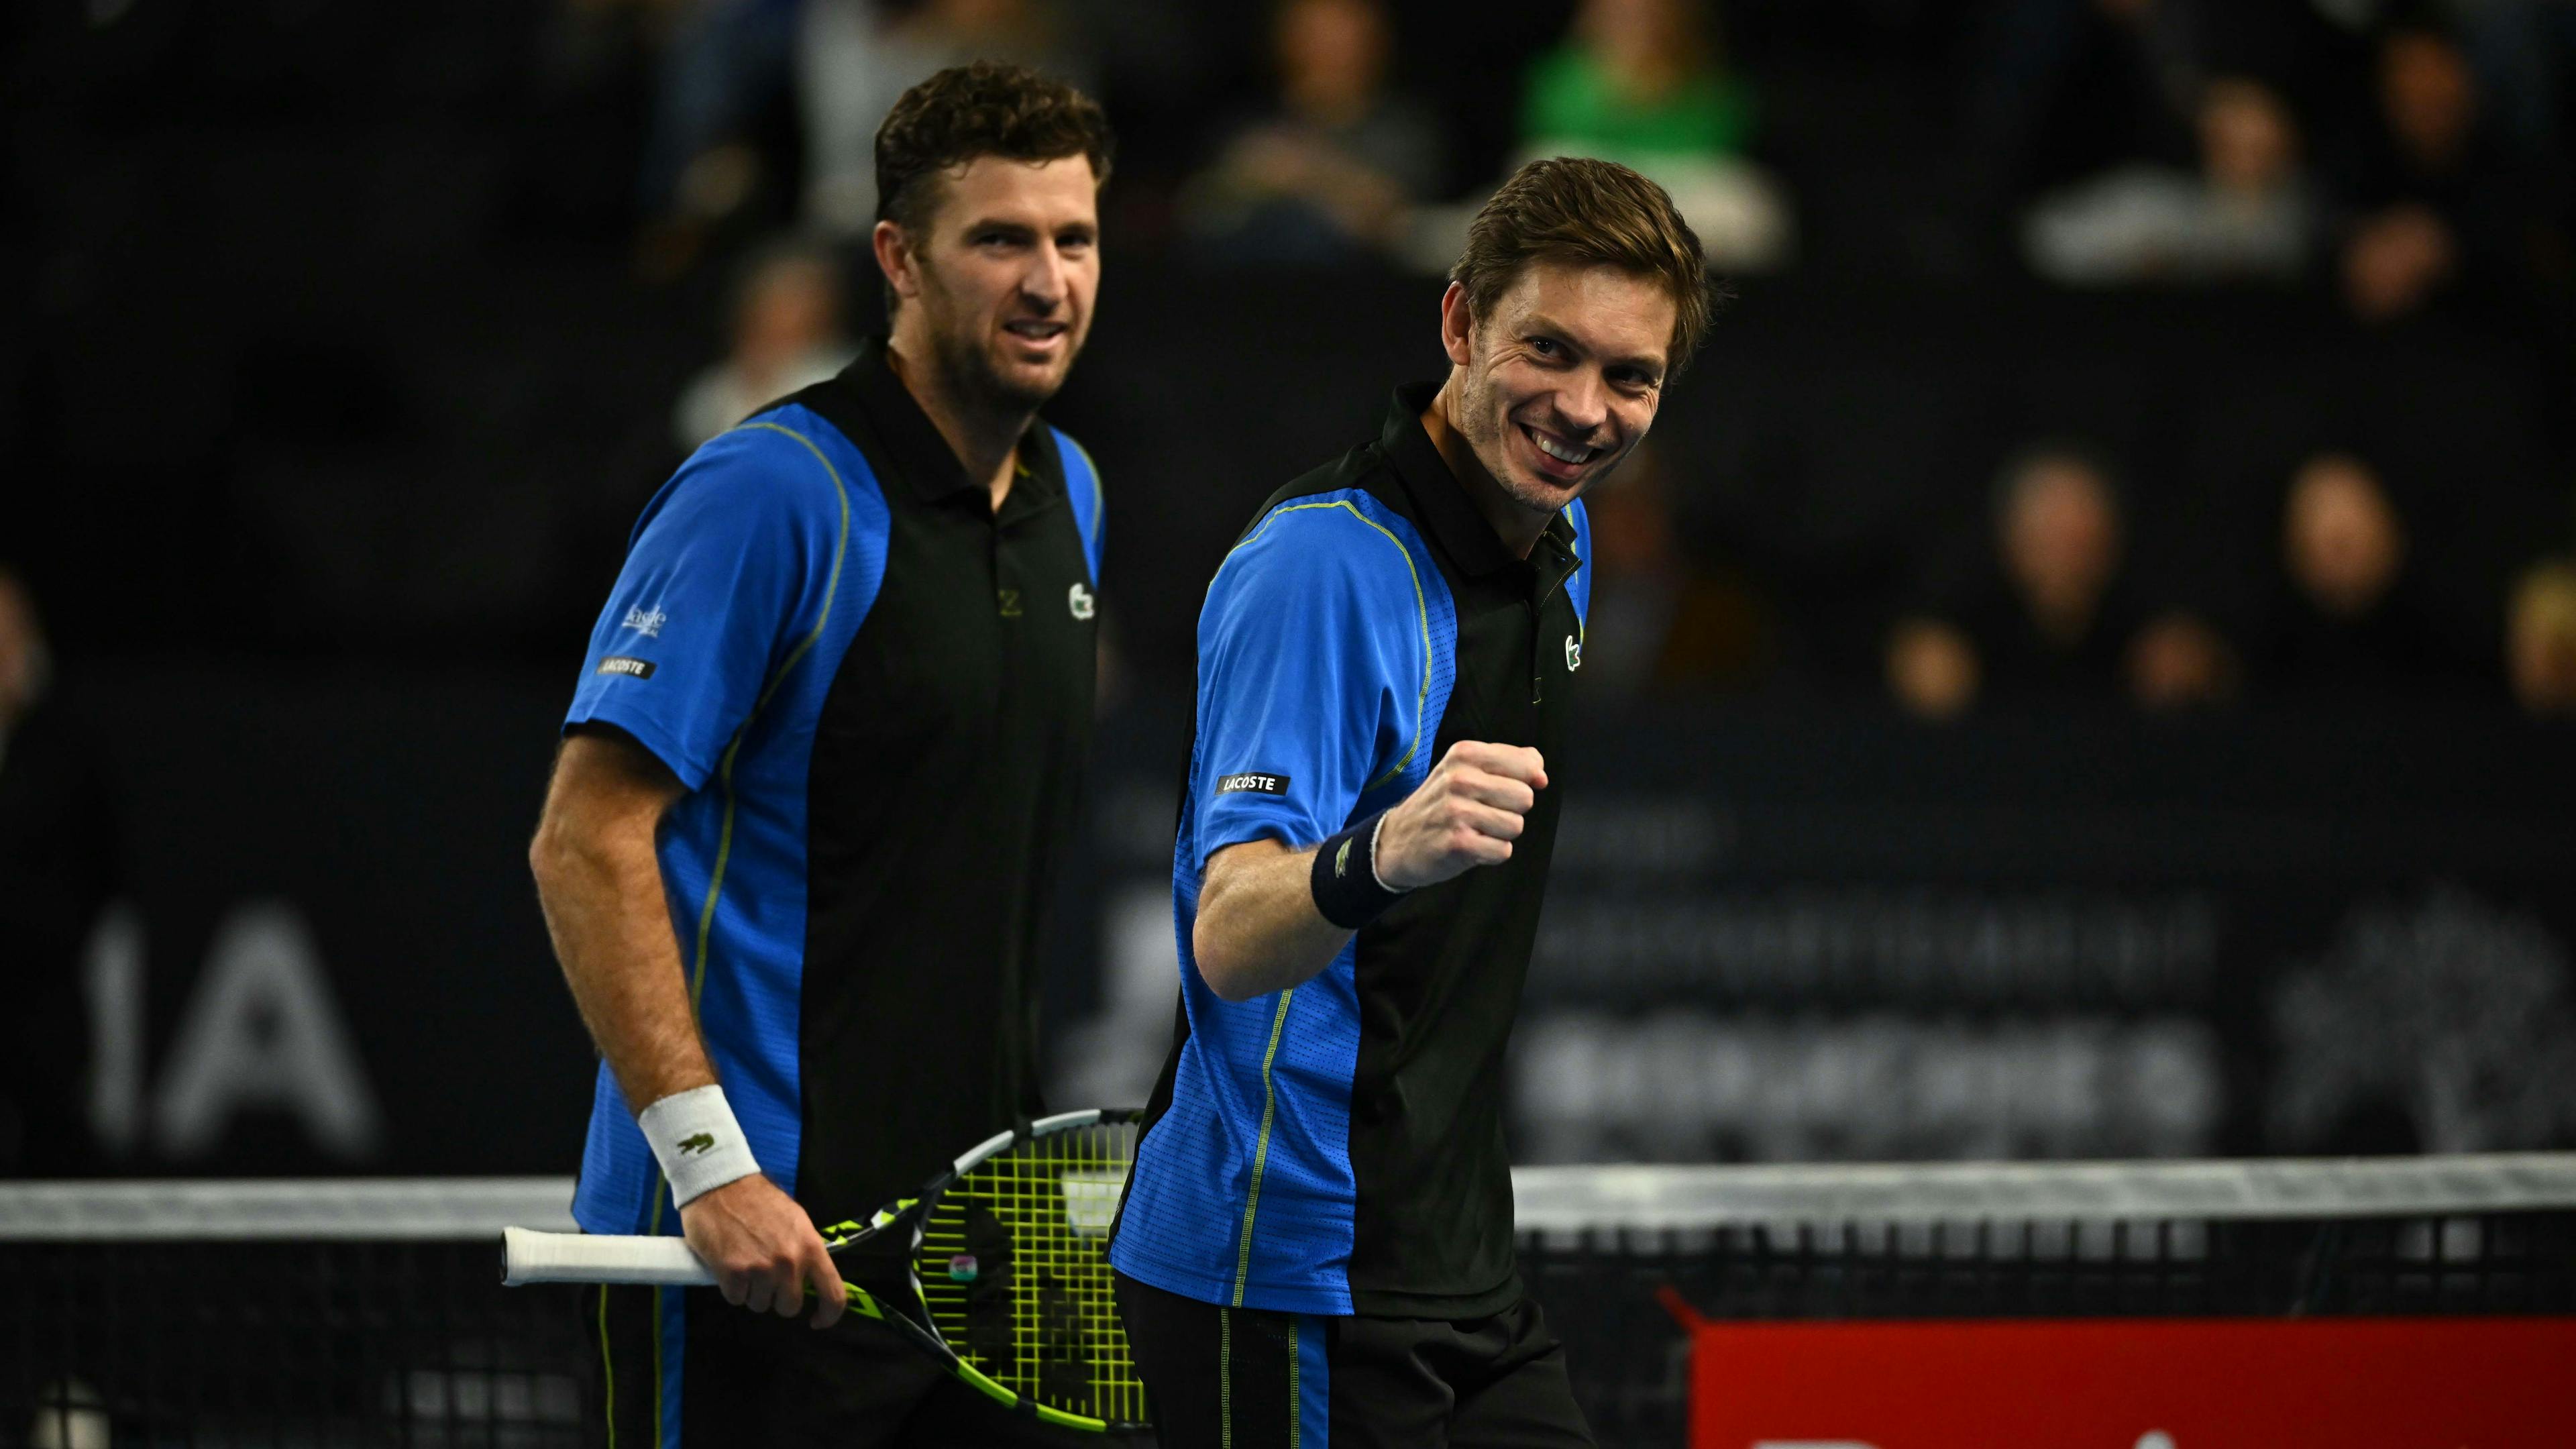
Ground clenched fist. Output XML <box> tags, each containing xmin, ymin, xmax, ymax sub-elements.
<box><xmin>1375</xmin><ymin>741</ymin><xmax>1548</xmax><ymax>890</ymax></box>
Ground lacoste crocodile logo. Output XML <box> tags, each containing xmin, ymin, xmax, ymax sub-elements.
<box><xmin>676</xmin><ymin>1132</ymin><xmax>715</xmax><ymax>1156</ymax></box>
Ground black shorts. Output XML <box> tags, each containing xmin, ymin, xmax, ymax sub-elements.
<box><xmin>583</xmin><ymin>1281</ymin><xmax>1106</xmax><ymax>1448</ymax></box>
<box><xmin>1114</xmin><ymin>1272</ymin><xmax>1593</xmax><ymax>1449</ymax></box>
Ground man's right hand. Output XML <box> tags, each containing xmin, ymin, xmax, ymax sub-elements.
<box><xmin>1375</xmin><ymin>741</ymin><xmax>1548</xmax><ymax>891</ymax></box>
<box><xmin>678</xmin><ymin>1174</ymin><xmax>846</xmax><ymax>1328</ymax></box>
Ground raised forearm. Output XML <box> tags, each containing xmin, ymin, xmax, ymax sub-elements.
<box><xmin>1191</xmin><ymin>840</ymin><xmax>1354</xmax><ymax>1002</ymax></box>
<box><xmin>1192</xmin><ymin>741</ymin><xmax>1550</xmax><ymax>1003</ymax></box>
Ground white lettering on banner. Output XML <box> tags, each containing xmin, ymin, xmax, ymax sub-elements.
<box><xmin>2271</xmin><ymin>888</ymin><xmax>2576</xmax><ymax>1153</ymax></box>
<box><xmin>1513</xmin><ymin>1010</ymin><xmax>2220</xmax><ymax>1162</ymax></box>
<box><xmin>152</xmin><ymin>901</ymin><xmax>385</xmax><ymax>1160</ymax></box>
<box><xmin>83</xmin><ymin>903</ymin><xmax>146</xmax><ymax>1157</ymax></box>
<box><xmin>1534</xmin><ymin>890</ymin><xmax>2222</xmax><ymax>1006</ymax></box>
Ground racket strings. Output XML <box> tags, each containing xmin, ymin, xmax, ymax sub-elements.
<box><xmin>916</xmin><ymin>1119</ymin><xmax>1144</xmax><ymax>1425</ymax></box>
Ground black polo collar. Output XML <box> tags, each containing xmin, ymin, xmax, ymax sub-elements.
<box><xmin>1380</xmin><ymin>383</ymin><xmax>1582</xmax><ymax>582</ymax></box>
<box><xmin>841</xmin><ymin>335</ymin><xmax>1065</xmax><ymax>511</ymax></box>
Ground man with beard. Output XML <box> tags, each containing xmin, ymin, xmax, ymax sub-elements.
<box><xmin>1109</xmin><ymin>157</ymin><xmax>1712</xmax><ymax>1448</ymax></box>
<box><xmin>528</xmin><ymin>62</ymin><xmax>1111</xmax><ymax>1446</ymax></box>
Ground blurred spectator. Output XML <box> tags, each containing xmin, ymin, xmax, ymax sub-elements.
<box><xmin>2506</xmin><ymin>559</ymin><xmax>2576</xmax><ymax>716</ymax></box>
<box><xmin>1177</xmin><ymin>0</ymin><xmax>1445</xmax><ymax>267</ymax></box>
<box><xmin>2330</xmin><ymin>21</ymin><xmax>2569</xmax><ymax>323</ymax></box>
<box><xmin>0</xmin><ymin>570</ymin><xmax>119</xmax><ymax>1174</ymax></box>
<box><xmin>0</xmin><ymin>573</ymin><xmax>53</xmax><ymax>769</ymax></box>
<box><xmin>673</xmin><ymin>241</ymin><xmax>860</xmax><ymax>451</ymax></box>
<box><xmin>1973</xmin><ymin>0</ymin><xmax>2203</xmax><ymax>209</ymax></box>
<box><xmin>1888</xmin><ymin>447</ymin><xmax>2231</xmax><ymax>718</ymax></box>
<box><xmin>1973</xmin><ymin>0</ymin><xmax>2353</xmax><ymax>207</ymax></box>
<box><xmin>2459</xmin><ymin>0</ymin><xmax>2576</xmax><ymax>165</ymax></box>
<box><xmin>1517</xmin><ymin>0</ymin><xmax>1792</xmax><ymax>269</ymax></box>
<box><xmin>1576</xmin><ymin>441</ymin><xmax>1770</xmax><ymax>698</ymax></box>
<box><xmin>800</xmin><ymin>0</ymin><xmax>1093</xmax><ymax>234</ymax></box>
<box><xmin>631</xmin><ymin>0</ymin><xmax>804</xmax><ymax>275</ymax></box>
<box><xmin>1524</xmin><ymin>0</ymin><xmax>1752</xmax><ymax>160</ymax></box>
<box><xmin>2259</xmin><ymin>451</ymin><xmax>2472</xmax><ymax>694</ymax></box>
<box><xmin>2025</xmin><ymin>74</ymin><xmax>2315</xmax><ymax>284</ymax></box>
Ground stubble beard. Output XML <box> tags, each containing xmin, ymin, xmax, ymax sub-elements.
<box><xmin>918</xmin><ymin>272</ymin><xmax>1075</xmax><ymax>423</ymax></box>
<box><xmin>1460</xmin><ymin>365</ymin><xmax>1601</xmax><ymax>517</ymax></box>
<box><xmin>931</xmin><ymin>321</ymin><xmax>1057</xmax><ymax>419</ymax></box>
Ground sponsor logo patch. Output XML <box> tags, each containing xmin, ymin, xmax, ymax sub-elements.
<box><xmin>1216</xmin><ymin>772</ymin><xmax>1290</xmax><ymax>797</ymax></box>
<box><xmin>621</xmin><ymin>604</ymin><xmax>667</xmax><ymax>638</ymax></box>
<box><xmin>596</xmin><ymin>656</ymin><xmax>655</xmax><ymax>679</ymax></box>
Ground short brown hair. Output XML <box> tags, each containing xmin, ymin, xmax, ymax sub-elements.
<box><xmin>1450</xmin><ymin>157</ymin><xmax>1714</xmax><ymax>374</ymax></box>
<box><xmin>874</xmin><ymin>61</ymin><xmax>1114</xmax><ymax>235</ymax></box>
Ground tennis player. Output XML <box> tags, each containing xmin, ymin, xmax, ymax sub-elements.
<box><xmin>527</xmin><ymin>62</ymin><xmax>1112</xmax><ymax>1447</ymax></box>
<box><xmin>1108</xmin><ymin>157</ymin><xmax>1712</xmax><ymax>1447</ymax></box>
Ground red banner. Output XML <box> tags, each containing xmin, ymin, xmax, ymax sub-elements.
<box><xmin>1684</xmin><ymin>1318</ymin><xmax>2576</xmax><ymax>1448</ymax></box>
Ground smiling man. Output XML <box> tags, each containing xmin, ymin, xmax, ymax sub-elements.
<box><xmin>1109</xmin><ymin>158</ymin><xmax>1712</xmax><ymax>1448</ymax></box>
<box><xmin>529</xmin><ymin>62</ymin><xmax>1112</xmax><ymax>1448</ymax></box>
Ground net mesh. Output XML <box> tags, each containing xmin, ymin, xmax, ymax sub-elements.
<box><xmin>6</xmin><ymin>1157</ymin><xmax>2573</xmax><ymax>1448</ymax></box>
<box><xmin>4</xmin><ymin>1236</ymin><xmax>585</xmax><ymax>1448</ymax></box>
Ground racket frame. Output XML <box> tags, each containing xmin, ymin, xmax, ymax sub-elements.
<box><xmin>501</xmin><ymin>1107</ymin><xmax>1144</xmax><ymax>1435</ymax></box>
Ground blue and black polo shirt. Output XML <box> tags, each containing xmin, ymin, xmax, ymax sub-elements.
<box><xmin>1111</xmin><ymin>383</ymin><xmax>1592</xmax><ymax>1319</ymax></box>
<box><xmin>563</xmin><ymin>336</ymin><xmax>1104</xmax><ymax>1242</ymax></box>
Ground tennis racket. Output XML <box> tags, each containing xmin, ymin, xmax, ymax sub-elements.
<box><xmin>503</xmin><ymin>1107</ymin><xmax>1146</xmax><ymax>1435</ymax></box>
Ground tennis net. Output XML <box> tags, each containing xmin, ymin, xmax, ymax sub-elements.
<box><xmin>6</xmin><ymin>1157</ymin><xmax>2574</xmax><ymax>1447</ymax></box>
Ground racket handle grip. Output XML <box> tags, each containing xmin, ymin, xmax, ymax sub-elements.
<box><xmin>502</xmin><ymin>1227</ymin><xmax>718</xmax><ymax>1287</ymax></box>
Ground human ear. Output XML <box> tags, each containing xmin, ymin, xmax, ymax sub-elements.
<box><xmin>1438</xmin><ymin>281</ymin><xmax>1475</xmax><ymax>367</ymax></box>
<box><xmin>872</xmin><ymin>220</ymin><xmax>921</xmax><ymax>301</ymax></box>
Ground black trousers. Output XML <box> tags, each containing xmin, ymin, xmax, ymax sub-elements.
<box><xmin>584</xmin><ymin>1281</ymin><xmax>1112</xmax><ymax>1448</ymax></box>
<box><xmin>1114</xmin><ymin>1272</ymin><xmax>1594</xmax><ymax>1449</ymax></box>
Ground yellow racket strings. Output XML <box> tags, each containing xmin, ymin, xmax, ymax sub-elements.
<box><xmin>916</xmin><ymin>1120</ymin><xmax>1144</xmax><ymax>1424</ymax></box>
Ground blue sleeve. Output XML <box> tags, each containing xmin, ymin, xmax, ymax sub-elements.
<box><xmin>1190</xmin><ymin>500</ymin><xmax>1435</xmax><ymax>866</ymax></box>
<box><xmin>1566</xmin><ymin>497</ymin><xmax>1593</xmax><ymax>630</ymax></box>
<box><xmin>565</xmin><ymin>426</ymin><xmax>841</xmax><ymax>790</ymax></box>
<box><xmin>1057</xmin><ymin>428</ymin><xmax>1106</xmax><ymax>586</ymax></box>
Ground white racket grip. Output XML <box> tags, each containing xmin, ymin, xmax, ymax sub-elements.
<box><xmin>502</xmin><ymin>1227</ymin><xmax>718</xmax><ymax>1287</ymax></box>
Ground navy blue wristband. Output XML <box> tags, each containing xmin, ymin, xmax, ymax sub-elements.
<box><xmin>1310</xmin><ymin>810</ymin><xmax>1403</xmax><ymax>929</ymax></box>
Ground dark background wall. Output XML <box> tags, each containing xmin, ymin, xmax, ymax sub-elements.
<box><xmin>24</xmin><ymin>667</ymin><xmax>2573</xmax><ymax>1177</ymax></box>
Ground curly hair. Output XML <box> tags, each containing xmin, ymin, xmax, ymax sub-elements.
<box><xmin>1450</xmin><ymin>157</ymin><xmax>1715</xmax><ymax>374</ymax></box>
<box><xmin>873</xmin><ymin>61</ymin><xmax>1114</xmax><ymax>235</ymax></box>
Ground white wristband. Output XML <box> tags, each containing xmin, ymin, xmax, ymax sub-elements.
<box><xmin>639</xmin><ymin>1085</ymin><xmax>760</xmax><ymax>1207</ymax></box>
